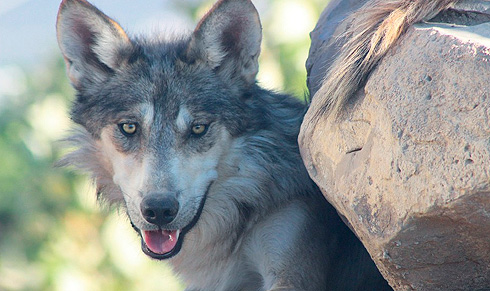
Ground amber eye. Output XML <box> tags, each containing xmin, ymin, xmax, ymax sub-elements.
<box><xmin>119</xmin><ymin>122</ymin><xmax>137</xmax><ymax>136</ymax></box>
<box><xmin>191</xmin><ymin>124</ymin><xmax>208</xmax><ymax>136</ymax></box>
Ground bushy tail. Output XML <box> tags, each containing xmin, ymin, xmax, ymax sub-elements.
<box><xmin>305</xmin><ymin>0</ymin><xmax>459</xmax><ymax>124</ymax></box>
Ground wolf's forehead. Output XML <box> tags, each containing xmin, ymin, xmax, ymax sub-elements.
<box><xmin>141</xmin><ymin>102</ymin><xmax>194</xmax><ymax>130</ymax></box>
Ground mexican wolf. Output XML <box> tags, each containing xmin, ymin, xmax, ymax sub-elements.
<box><xmin>56</xmin><ymin>0</ymin><xmax>393</xmax><ymax>289</ymax></box>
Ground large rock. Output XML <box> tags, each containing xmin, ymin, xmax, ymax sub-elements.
<box><xmin>300</xmin><ymin>2</ymin><xmax>490</xmax><ymax>290</ymax></box>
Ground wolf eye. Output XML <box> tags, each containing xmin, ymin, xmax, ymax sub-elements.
<box><xmin>191</xmin><ymin>124</ymin><xmax>208</xmax><ymax>136</ymax></box>
<box><xmin>118</xmin><ymin>122</ymin><xmax>137</xmax><ymax>136</ymax></box>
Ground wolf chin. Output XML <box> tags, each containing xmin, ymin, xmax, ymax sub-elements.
<box><xmin>54</xmin><ymin>0</ymin><xmax>413</xmax><ymax>290</ymax></box>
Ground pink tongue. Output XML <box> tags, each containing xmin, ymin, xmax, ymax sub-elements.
<box><xmin>143</xmin><ymin>230</ymin><xmax>179</xmax><ymax>254</ymax></box>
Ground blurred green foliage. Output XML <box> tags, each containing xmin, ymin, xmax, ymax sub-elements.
<box><xmin>0</xmin><ymin>0</ymin><xmax>326</xmax><ymax>290</ymax></box>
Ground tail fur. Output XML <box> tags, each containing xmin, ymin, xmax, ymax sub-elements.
<box><xmin>306</xmin><ymin>0</ymin><xmax>459</xmax><ymax>123</ymax></box>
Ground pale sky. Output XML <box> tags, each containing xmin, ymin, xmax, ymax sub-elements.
<box><xmin>0</xmin><ymin>0</ymin><xmax>193</xmax><ymax>67</ymax></box>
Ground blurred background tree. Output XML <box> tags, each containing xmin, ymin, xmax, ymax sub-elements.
<box><xmin>0</xmin><ymin>0</ymin><xmax>326</xmax><ymax>290</ymax></box>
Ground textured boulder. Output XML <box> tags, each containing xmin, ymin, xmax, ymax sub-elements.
<box><xmin>300</xmin><ymin>2</ymin><xmax>490</xmax><ymax>290</ymax></box>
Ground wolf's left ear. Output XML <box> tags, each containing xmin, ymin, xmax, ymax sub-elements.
<box><xmin>185</xmin><ymin>0</ymin><xmax>262</xmax><ymax>86</ymax></box>
<box><xmin>56</xmin><ymin>0</ymin><xmax>131</xmax><ymax>89</ymax></box>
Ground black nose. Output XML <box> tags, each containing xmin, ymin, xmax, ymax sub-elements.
<box><xmin>140</xmin><ymin>193</ymin><xmax>179</xmax><ymax>226</ymax></box>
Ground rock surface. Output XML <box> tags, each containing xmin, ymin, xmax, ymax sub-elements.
<box><xmin>300</xmin><ymin>2</ymin><xmax>490</xmax><ymax>290</ymax></box>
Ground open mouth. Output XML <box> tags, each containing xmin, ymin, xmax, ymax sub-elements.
<box><xmin>141</xmin><ymin>229</ymin><xmax>183</xmax><ymax>259</ymax></box>
<box><xmin>138</xmin><ymin>183</ymin><xmax>212</xmax><ymax>260</ymax></box>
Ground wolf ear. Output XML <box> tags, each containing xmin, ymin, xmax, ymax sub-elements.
<box><xmin>185</xmin><ymin>0</ymin><xmax>262</xmax><ymax>86</ymax></box>
<box><xmin>56</xmin><ymin>0</ymin><xmax>131</xmax><ymax>89</ymax></box>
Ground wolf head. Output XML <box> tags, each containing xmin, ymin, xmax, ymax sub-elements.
<box><xmin>57</xmin><ymin>0</ymin><xmax>264</xmax><ymax>259</ymax></box>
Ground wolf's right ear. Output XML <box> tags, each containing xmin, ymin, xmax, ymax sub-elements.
<box><xmin>56</xmin><ymin>0</ymin><xmax>131</xmax><ymax>89</ymax></box>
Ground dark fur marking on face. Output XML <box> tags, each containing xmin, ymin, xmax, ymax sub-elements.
<box><xmin>113</xmin><ymin>124</ymin><xmax>143</xmax><ymax>154</ymax></box>
<box><xmin>178</xmin><ymin>121</ymin><xmax>218</xmax><ymax>154</ymax></box>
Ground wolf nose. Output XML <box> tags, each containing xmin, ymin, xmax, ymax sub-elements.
<box><xmin>140</xmin><ymin>193</ymin><xmax>179</xmax><ymax>226</ymax></box>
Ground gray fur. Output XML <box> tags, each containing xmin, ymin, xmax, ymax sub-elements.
<box><xmin>56</xmin><ymin>0</ymin><xmax>391</xmax><ymax>290</ymax></box>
